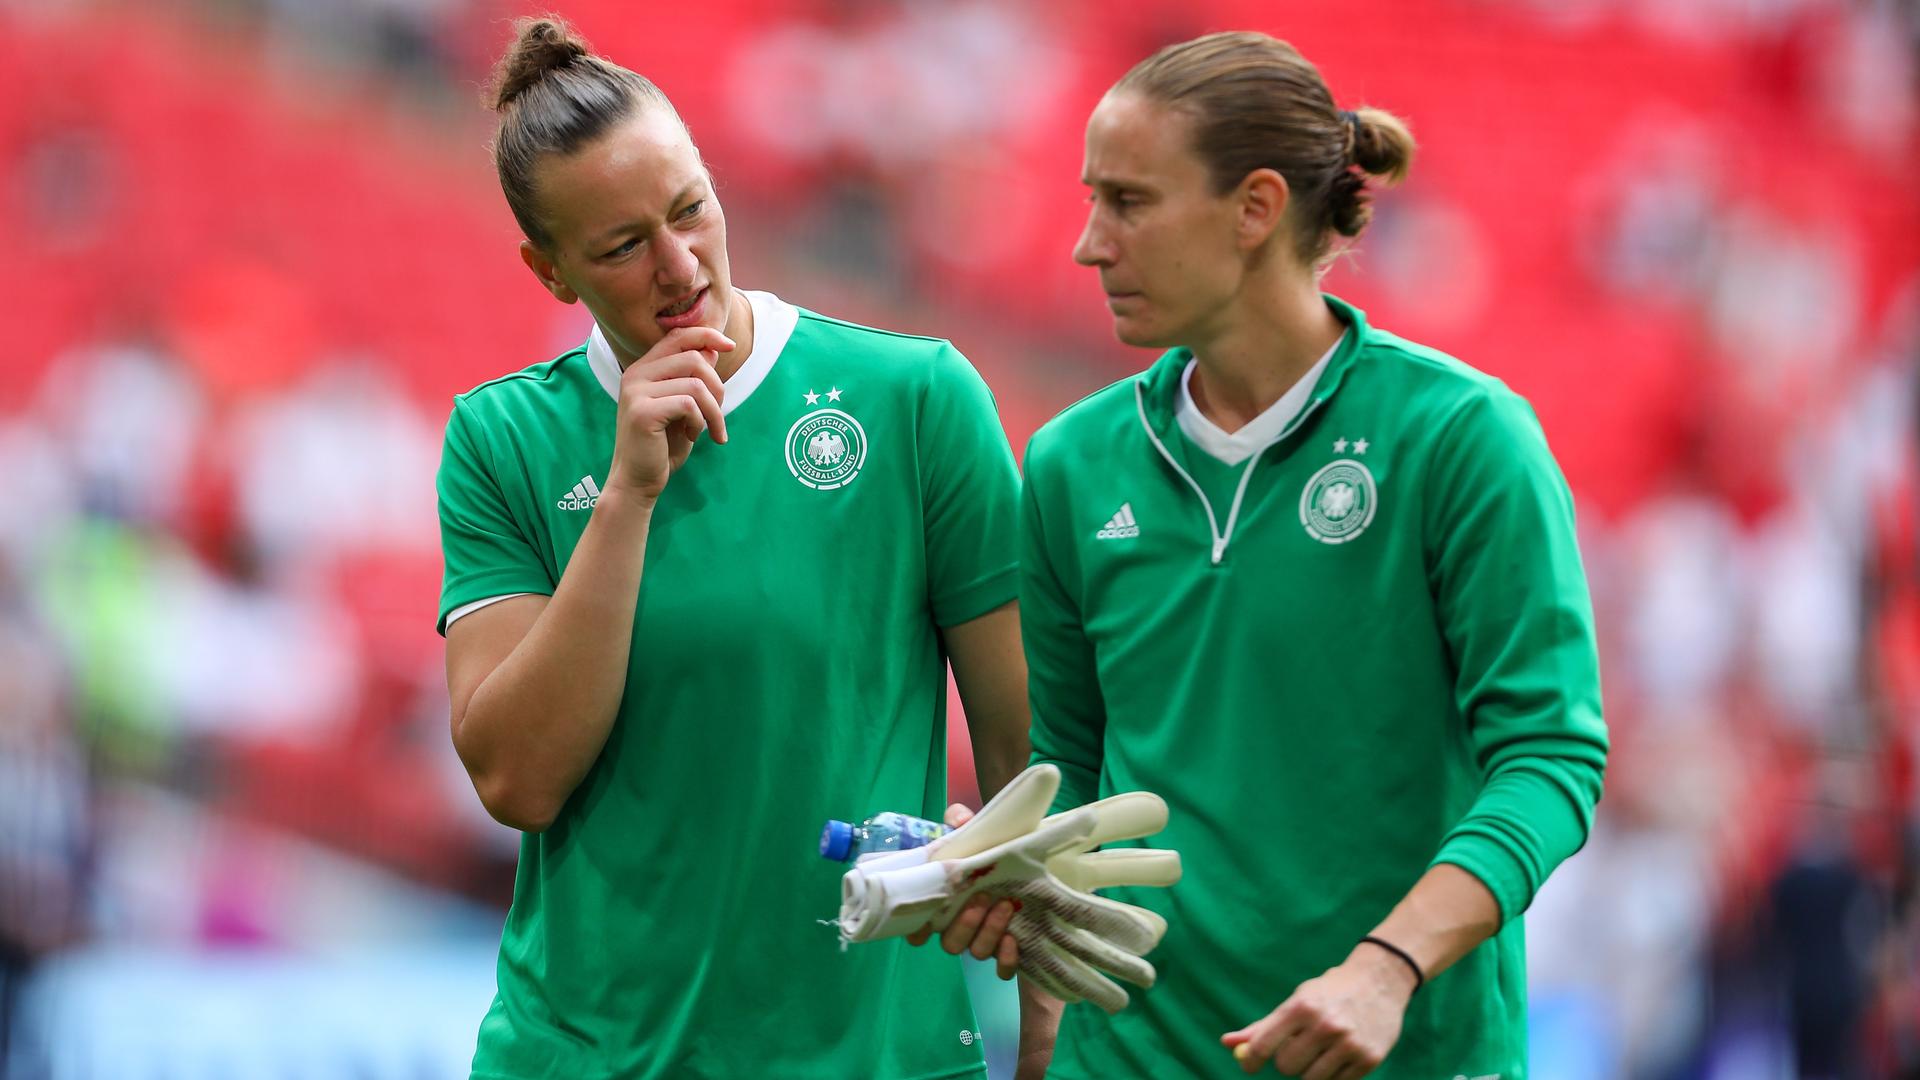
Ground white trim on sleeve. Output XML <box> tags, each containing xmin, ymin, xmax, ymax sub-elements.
<box><xmin>445</xmin><ymin>592</ymin><xmax>543</xmax><ymax>627</ymax></box>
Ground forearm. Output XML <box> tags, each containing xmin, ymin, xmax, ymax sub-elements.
<box><xmin>455</xmin><ymin>488</ymin><xmax>655</xmax><ymax>828</ymax></box>
<box><xmin>946</xmin><ymin>603</ymin><xmax>1030</xmax><ymax>802</ymax></box>
<box><xmin>970</xmin><ymin>712</ymin><xmax>1029</xmax><ymax>804</ymax></box>
<box><xmin>1358</xmin><ymin>864</ymin><xmax>1502</xmax><ymax>986</ymax></box>
<box><xmin>1014</xmin><ymin>980</ymin><xmax>1063</xmax><ymax>1079</ymax></box>
<box><xmin>1339</xmin><ymin>753</ymin><xmax>1600</xmax><ymax>1004</ymax></box>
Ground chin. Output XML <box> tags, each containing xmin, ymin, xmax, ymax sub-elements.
<box><xmin>1113</xmin><ymin>318</ymin><xmax>1173</xmax><ymax>350</ymax></box>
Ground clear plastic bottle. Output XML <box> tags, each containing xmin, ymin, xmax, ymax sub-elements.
<box><xmin>819</xmin><ymin>812</ymin><xmax>949</xmax><ymax>862</ymax></box>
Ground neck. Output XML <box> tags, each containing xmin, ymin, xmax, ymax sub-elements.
<box><xmin>1186</xmin><ymin>276</ymin><xmax>1343</xmax><ymax>434</ymax></box>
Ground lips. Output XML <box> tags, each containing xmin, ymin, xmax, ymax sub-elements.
<box><xmin>656</xmin><ymin>286</ymin><xmax>709</xmax><ymax>329</ymax></box>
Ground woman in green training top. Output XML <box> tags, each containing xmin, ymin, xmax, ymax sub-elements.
<box><xmin>434</xmin><ymin>18</ymin><xmax>1030</xmax><ymax>1080</ymax></box>
<box><xmin>939</xmin><ymin>30</ymin><xmax>1608</xmax><ymax>1080</ymax></box>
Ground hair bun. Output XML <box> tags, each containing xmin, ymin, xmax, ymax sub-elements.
<box><xmin>1345</xmin><ymin>106</ymin><xmax>1414</xmax><ymax>184</ymax></box>
<box><xmin>491</xmin><ymin>18</ymin><xmax>592</xmax><ymax>111</ymax></box>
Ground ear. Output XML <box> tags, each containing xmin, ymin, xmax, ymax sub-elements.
<box><xmin>1234</xmin><ymin>168</ymin><xmax>1290</xmax><ymax>253</ymax></box>
<box><xmin>520</xmin><ymin>240</ymin><xmax>579</xmax><ymax>305</ymax></box>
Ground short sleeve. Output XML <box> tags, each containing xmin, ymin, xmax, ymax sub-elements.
<box><xmin>919</xmin><ymin>344</ymin><xmax>1020</xmax><ymax>627</ymax></box>
<box><xmin>436</xmin><ymin>401</ymin><xmax>555</xmax><ymax>635</ymax></box>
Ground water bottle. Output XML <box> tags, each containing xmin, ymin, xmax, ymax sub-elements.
<box><xmin>820</xmin><ymin>812</ymin><xmax>949</xmax><ymax>862</ymax></box>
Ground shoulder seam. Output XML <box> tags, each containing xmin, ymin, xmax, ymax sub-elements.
<box><xmin>1039</xmin><ymin>373</ymin><xmax>1142</xmax><ymax>433</ymax></box>
<box><xmin>1363</xmin><ymin>333</ymin><xmax>1469</xmax><ymax>372</ymax></box>
<box><xmin>1363</xmin><ymin>335</ymin><xmax>1457</xmax><ymax>368</ymax></box>
<box><xmin>796</xmin><ymin>310</ymin><xmax>949</xmax><ymax>346</ymax></box>
<box><xmin>457</xmin><ymin>347</ymin><xmax>589</xmax><ymax>402</ymax></box>
<box><xmin>1361</xmin><ymin>335</ymin><xmax>1512</xmax><ymax>396</ymax></box>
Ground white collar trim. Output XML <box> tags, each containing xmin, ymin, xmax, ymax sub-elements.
<box><xmin>585</xmin><ymin>288</ymin><xmax>797</xmax><ymax>416</ymax></box>
<box><xmin>1174</xmin><ymin>332</ymin><xmax>1342</xmax><ymax>466</ymax></box>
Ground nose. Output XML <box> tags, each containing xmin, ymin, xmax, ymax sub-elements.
<box><xmin>1073</xmin><ymin>206</ymin><xmax>1113</xmax><ymax>268</ymax></box>
<box><xmin>655</xmin><ymin>228</ymin><xmax>698</xmax><ymax>288</ymax></box>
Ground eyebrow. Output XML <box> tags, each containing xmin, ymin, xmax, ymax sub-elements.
<box><xmin>589</xmin><ymin>179</ymin><xmax>706</xmax><ymax>247</ymax></box>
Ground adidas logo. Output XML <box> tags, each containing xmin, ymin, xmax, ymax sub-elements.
<box><xmin>1095</xmin><ymin>502</ymin><xmax>1140</xmax><ymax>540</ymax></box>
<box><xmin>556</xmin><ymin>475</ymin><xmax>602</xmax><ymax>511</ymax></box>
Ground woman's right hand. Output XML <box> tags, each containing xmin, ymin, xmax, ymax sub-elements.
<box><xmin>604</xmin><ymin>326</ymin><xmax>735</xmax><ymax>503</ymax></box>
<box><xmin>905</xmin><ymin>803</ymin><xmax>1023</xmax><ymax>979</ymax></box>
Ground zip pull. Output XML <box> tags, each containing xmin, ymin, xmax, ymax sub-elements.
<box><xmin>1210</xmin><ymin>536</ymin><xmax>1228</xmax><ymax>565</ymax></box>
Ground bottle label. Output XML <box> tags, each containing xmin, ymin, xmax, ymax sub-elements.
<box><xmin>903</xmin><ymin>817</ymin><xmax>947</xmax><ymax>844</ymax></box>
<box><xmin>872</xmin><ymin>812</ymin><xmax>948</xmax><ymax>846</ymax></box>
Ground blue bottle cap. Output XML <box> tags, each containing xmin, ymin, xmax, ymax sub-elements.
<box><xmin>820</xmin><ymin>819</ymin><xmax>854</xmax><ymax>861</ymax></box>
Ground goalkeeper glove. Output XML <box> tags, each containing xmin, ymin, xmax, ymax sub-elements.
<box><xmin>835</xmin><ymin>763</ymin><xmax>1181</xmax><ymax>1012</ymax></box>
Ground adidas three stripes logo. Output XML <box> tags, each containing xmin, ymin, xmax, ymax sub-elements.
<box><xmin>1095</xmin><ymin>502</ymin><xmax>1140</xmax><ymax>540</ymax></box>
<box><xmin>556</xmin><ymin>475</ymin><xmax>602</xmax><ymax>511</ymax></box>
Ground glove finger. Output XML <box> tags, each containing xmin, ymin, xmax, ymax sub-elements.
<box><xmin>1076</xmin><ymin>791</ymin><xmax>1170</xmax><ymax>847</ymax></box>
<box><xmin>1029</xmin><ymin>791</ymin><xmax>1170</xmax><ymax>864</ymax></box>
<box><xmin>1016</xmin><ymin>927</ymin><xmax>1130</xmax><ymax>1014</ymax></box>
<box><xmin>931</xmin><ymin>764</ymin><xmax>1060</xmax><ymax>860</ymax></box>
<box><xmin>1017</xmin><ymin>884</ymin><xmax>1165</xmax><ymax>954</ymax></box>
<box><xmin>1134</xmin><ymin>906</ymin><xmax>1168</xmax><ymax>943</ymax></box>
<box><xmin>1054</xmin><ymin>923</ymin><xmax>1157</xmax><ymax>990</ymax></box>
<box><xmin>1016</xmin><ymin>808</ymin><xmax>1102</xmax><ymax>864</ymax></box>
<box><xmin>1051</xmin><ymin>848</ymin><xmax>1183</xmax><ymax>892</ymax></box>
<box><xmin>1081</xmin><ymin>894</ymin><xmax>1164</xmax><ymax>954</ymax></box>
<box><xmin>1008</xmin><ymin>931</ymin><xmax>1087</xmax><ymax>1004</ymax></box>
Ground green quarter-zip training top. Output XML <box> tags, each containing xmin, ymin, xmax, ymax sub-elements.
<box><xmin>1020</xmin><ymin>294</ymin><xmax>1608</xmax><ymax>1080</ymax></box>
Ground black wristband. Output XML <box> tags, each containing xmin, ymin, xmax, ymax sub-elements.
<box><xmin>1359</xmin><ymin>935</ymin><xmax>1425</xmax><ymax>993</ymax></box>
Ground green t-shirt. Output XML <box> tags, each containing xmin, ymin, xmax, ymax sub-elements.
<box><xmin>436</xmin><ymin>290</ymin><xmax>1018</xmax><ymax>1080</ymax></box>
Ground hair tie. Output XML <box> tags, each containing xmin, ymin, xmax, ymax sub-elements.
<box><xmin>1340</xmin><ymin>109</ymin><xmax>1359</xmax><ymax>134</ymax></box>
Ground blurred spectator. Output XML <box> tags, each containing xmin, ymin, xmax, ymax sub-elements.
<box><xmin>228</xmin><ymin>361</ymin><xmax>439</xmax><ymax>566</ymax></box>
<box><xmin>0</xmin><ymin>562</ymin><xmax>88</xmax><ymax>1079</ymax></box>
<box><xmin>728</xmin><ymin>1</ymin><xmax>1071</xmax><ymax>171</ymax></box>
<box><xmin>1764</xmin><ymin>792</ymin><xmax>1886</xmax><ymax>1080</ymax></box>
<box><xmin>32</xmin><ymin>341</ymin><xmax>203</xmax><ymax>529</ymax></box>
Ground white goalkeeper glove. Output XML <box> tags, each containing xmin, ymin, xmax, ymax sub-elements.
<box><xmin>835</xmin><ymin>763</ymin><xmax>1181</xmax><ymax>1012</ymax></box>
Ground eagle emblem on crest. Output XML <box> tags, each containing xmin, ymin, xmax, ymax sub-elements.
<box><xmin>1300</xmin><ymin>460</ymin><xmax>1377</xmax><ymax>543</ymax></box>
<box><xmin>807</xmin><ymin>429</ymin><xmax>847</xmax><ymax>468</ymax></box>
